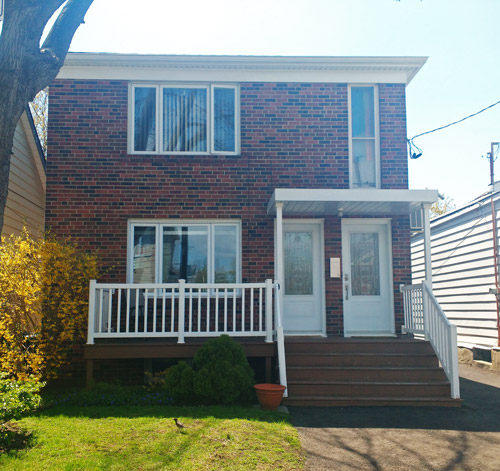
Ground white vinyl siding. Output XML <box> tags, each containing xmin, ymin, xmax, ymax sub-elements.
<box><xmin>129</xmin><ymin>83</ymin><xmax>239</xmax><ymax>155</ymax></box>
<box><xmin>412</xmin><ymin>200</ymin><xmax>500</xmax><ymax>348</ymax></box>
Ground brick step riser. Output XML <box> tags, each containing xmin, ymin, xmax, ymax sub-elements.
<box><xmin>285</xmin><ymin>343</ymin><xmax>434</xmax><ymax>355</ymax></box>
<box><xmin>286</xmin><ymin>355</ymin><xmax>439</xmax><ymax>368</ymax></box>
<box><xmin>287</xmin><ymin>383</ymin><xmax>451</xmax><ymax>397</ymax></box>
<box><xmin>286</xmin><ymin>369</ymin><xmax>448</xmax><ymax>382</ymax></box>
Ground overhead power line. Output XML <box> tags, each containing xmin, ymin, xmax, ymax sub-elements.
<box><xmin>408</xmin><ymin>98</ymin><xmax>500</xmax><ymax>160</ymax></box>
<box><xmin>410</xmin><ymin>98</ymin><xmax>500</xmax><ymax>142</ymax></box>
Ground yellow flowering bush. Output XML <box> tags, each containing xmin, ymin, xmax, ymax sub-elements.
<box><xmin>0</xmin><ymin>229</ymin><xmax>100</xmax><ymax>381</ymax></box>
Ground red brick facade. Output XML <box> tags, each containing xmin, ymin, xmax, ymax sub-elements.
<box><xmin>47</xmin><ymin>80</ymin><xmax>411</xmax><ymax>336</ymax></box>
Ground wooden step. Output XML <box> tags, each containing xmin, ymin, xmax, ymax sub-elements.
<box><xmin>284</xmin><ymin>396</ymin><xmax>462</xmax><ymax>407</ymax></box>
<box><xmin>287</xmin><ymin>380</ymin><xmax>451</xmax><ymax>397</ymax></box>
<box><xmin>286</xmin><ymin>352</ymin><xmax>439</xmax><ymax>368</ymax></box>
<box><xmin>286</xmin><ymin>366</ymin><xmax>448</xmax><ymax>382</ymax></box>
<box><xmin>282</xmin><ymin>337</ymin><xmax>459</xmax><ymax>407</ymax></box>
<box><xmin>285</xmin><ymin>338</ymin><xmax>435</xmax><ymax>355</ymax></box>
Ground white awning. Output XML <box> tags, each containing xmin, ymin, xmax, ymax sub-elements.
<box><xmin>267</xmin><ymin>188</ymin><xmax>438</xmax><ymax>216</ymax></box>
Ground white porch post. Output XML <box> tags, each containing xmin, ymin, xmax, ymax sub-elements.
<box><xmin>276</xmin><ymin>202</ymin><xmax>285</xmax><ymax>319</ymax></box>
<box><xmin>87</xmin><ymin>280</ymin><xmax>96</xmax><ymax>345</ymax></box>
<box><xmin>265</xmin><ymin>278</ymin><xmax>273</xmax><ymax>342</ymax></box>
<box><xmin>423</xmin><ymin>203</ymin><xmax>433</xmax><ymax>284</ymax></box>
<box><xmin>177</xmin><ymin>279</ymin><xmax>186</xmax><ymax>344</ymax></box>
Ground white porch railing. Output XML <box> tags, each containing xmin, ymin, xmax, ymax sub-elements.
<box><xmin>401</xmin><ymin>281</ymin><xmax>460</xmax><ymax>399</ymax></box>
<box><xmin>87</xmin><ymin>278</ymin><xmax>287</xmax><ymax>393</ymax></box>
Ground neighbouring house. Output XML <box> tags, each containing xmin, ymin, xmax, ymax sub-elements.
<box><xmin>412</xmin><ymin>186</ymin><xmax>500</xmax><ymax>365</ymax></box>
<box><xmin>3</xmin><ymin>109</ymin><xmax>46</xmax><ymax>237</ymax></box>
<box><xmin>46</xmin><ymin>53</ymin><xmax>460</xmax><ymax>405</ymax></box>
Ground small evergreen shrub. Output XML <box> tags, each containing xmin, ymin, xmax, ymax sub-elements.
<box><xmin>164</xmin><ymin>335</ymin><xmax>255</xmax><ymax>405</ymax></box>
<box><xmin>161</xmin><ymin>360</ymin><xmax>197</xmax><ymax>404</ymax></box>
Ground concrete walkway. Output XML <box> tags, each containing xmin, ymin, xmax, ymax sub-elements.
<box><xmin>290</xmin><ymin>365</ymin><xmax>500</xmax><ymax>471</ymax></box>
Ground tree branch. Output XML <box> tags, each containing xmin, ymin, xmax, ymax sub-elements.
<box><xmin>41</xmin><ymin>0</ymin><xmax>94</xmax><ymax>62</ymax></box>
<box><xmin>2</xmin><ymin>0</ymin><xmax>66</xmax><ymax>48</ymax></box>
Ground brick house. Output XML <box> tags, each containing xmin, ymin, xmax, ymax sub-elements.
<box><xmin>47</xmin><ymin>53</ymin><xmax>460</xmax><ymax>405</ymax></box>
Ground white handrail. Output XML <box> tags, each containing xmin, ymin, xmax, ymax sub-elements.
<box><xmin>402</xmin><ymin>281</ymin><xmax>460</xmax><ymax>399</ymax></box>
<box><xmin>274</xmin><ymin>282</ymin><xmax>288</xmax><ymax>397</ymax></box>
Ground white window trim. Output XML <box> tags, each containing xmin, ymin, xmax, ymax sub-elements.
<box><xmin>127</xmin><ymin>219</ymin><xmax>242</xmax><ymax>284</ymax></box>
<box><xmin>348</xmin><ymin>84</ymin><xmax>381</xmax><ymax>189</ymax></box>
<box><xmin>128</xmin><ymin>83</ymin><xmax>240</xmax><ymax>156</ymax></box>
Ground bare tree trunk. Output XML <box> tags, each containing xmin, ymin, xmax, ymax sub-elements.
<box><xmin>0</xmin><ymin>0</ymin><xmax>94</xmax><ymax>233</ymax></box>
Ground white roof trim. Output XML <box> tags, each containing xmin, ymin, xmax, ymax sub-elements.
<box><xmin>57</xmin><ymin>53</ymin><xmax>427</xmax><ymax>85</ymax></box>
<box><xmin>267</xmin><ymin>188</ymin><xmax>438</xmax><ymax>216</ymax></box>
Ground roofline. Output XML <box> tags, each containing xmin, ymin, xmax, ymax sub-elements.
<box><xmin>430</xmin><ymin>190</ymin><xmax>500</xmax><ymax>228</ymax></box>
<box><xmin>58</xmin><ymin>53</ymin><xmax>427</xmax><ymax>85</ymax></box>
<box><xmin>25</xmin><ymin>106</ymin><xmax>46</xmax><ymax>172</ymax></box>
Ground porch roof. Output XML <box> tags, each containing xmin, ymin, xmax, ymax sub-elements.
<box><xmin>267</xmin><ymin>188</ymin><xmax>439</xmax><ymax>216</ymax></box>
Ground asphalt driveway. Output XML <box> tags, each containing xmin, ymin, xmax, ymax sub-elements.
<box><xmin>290</xmin><ymin>364</ymin><xmax>500</xmax><ymax>471</ymax></box>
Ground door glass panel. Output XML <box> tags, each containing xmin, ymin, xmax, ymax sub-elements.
<box><xmin>284</xmin><ymin>232</ymin><xmax>313</xmax><ymax>295</ymax></box>
<box><xmin>133</xmin><ymin>226</ymin><xmax>156</xmax><ymax>283</ymax></box>
<box><xmin>162</xmin><ymin>226</ymin><xmax>208</xmax><ymax>283</ymax></box>
<box><xmin>214</xmin><ymin>225</ymin><xmax>237</xmax><ymax>283</ymax></box>
<box><xmin>350</xmin><ymin>232</ymin><xmax>380</xmax><ymax>296</ymax></box>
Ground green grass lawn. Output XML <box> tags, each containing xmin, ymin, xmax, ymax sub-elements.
<box><xmin>0</xmin><ymin>405</ymin><xmax>303</xmax><ymax>470</ymax></box>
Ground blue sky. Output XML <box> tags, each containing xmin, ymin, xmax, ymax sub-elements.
<box><xmin>66</xmin><ymin>0</ymin><xmax>500</xmax><ymax>207</ymax></box>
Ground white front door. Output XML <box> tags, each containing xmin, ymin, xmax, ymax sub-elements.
<box><xmin>282</xmin><ymin>221</ymin><xmax>325</xmax><ymax>335</ymax></box>
<box><xmin>341</xmin><ymin>219</ymin><xmax>394</xmax><ymax>336</ymax></box>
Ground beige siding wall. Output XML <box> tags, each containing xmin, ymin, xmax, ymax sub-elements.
<box><xmin>3</xmin><ymin>117</ymin><xmax>45</xmax><ymax>238</ymax></box>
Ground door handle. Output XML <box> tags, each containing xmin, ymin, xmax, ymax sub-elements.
<box><xmin>345</xmin><ymin>283</ymin><xmax>349</xmax><ymax>300</ymax></box>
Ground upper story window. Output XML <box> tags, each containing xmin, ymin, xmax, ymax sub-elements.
<box><xmin>129</xmin><ymin>221</ymin><xmax>241</xmax><ymax>284</ymax></box>
<box><xmin>130</xmin><ymin>84</ymin><xmax>240</xmax><ymax>155</ymax></box>
<box><xmin>349</xmin><ymin>85</ymin><xmax>380</xmax><ymax>189</ymax></box>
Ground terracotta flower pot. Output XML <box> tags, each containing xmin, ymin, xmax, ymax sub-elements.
<box><xmin>254</xmin><ymin>383</ymin><xmax>286</xmax><ymax>411</ymax></box>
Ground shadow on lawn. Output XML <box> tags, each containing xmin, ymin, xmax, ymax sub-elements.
<box><xmin>290</xmin><ymin>376</ymin><xmax>500</xmax><ymax>433</ymax></box>
<box><xmin>36</xmin><ymin>403</ymin><xmax>289</xmax><ymax>423</ymax></box>
<box><xmin>0</xmin><ymin>423</ymin><xmax>35</xmax><ymax>455</ymax></box>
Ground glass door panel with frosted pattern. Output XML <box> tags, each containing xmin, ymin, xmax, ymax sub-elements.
<box><xmin>284</xmin><ymin>232</ymin><xmax>313</xmax><ymax>296</ymax></box>
<box><xmin>350</xmin><ymin>232</ymin><xmax>380</xmax><ymax>296</ymax></box>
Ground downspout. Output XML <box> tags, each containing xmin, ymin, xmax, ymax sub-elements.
<box><xmin>488</xmin><ymin>144</ymin><xmax>500</xmax><ymax>347</ymax></box>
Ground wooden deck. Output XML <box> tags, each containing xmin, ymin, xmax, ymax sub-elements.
<box><xmin>84</xmin><ymin>338</ymin><xmax>276</xmax><ymax>387</ymax></box>
<box><xmin>84</xmin><ymin>335</ymin><xmax>461</xmax><ymax>406</ymax></box>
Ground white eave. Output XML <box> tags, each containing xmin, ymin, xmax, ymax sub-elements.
<box><xmin>267</xmin><ymin>189</ymin><xmax>439</xmax><ymax>216</ymax></box>
<box><xmin>57</xmin><ymin>53</ymin><xmax>427</xmax><ymax>85</ymax></box>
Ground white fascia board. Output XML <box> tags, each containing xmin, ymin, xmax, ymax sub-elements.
<box><xmin>57</xmin><ymin>53</ymin><xmax>427</xmax><ymax>85</ymax></box>
<box><xmin>267</xmin><ymin>188</ymin><xmax>438</xmax><ymax>214</ymax></box>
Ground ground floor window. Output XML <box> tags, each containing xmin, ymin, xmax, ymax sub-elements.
<box><xmin>128</xmin><ymin>221</ymin><xmax>241</xmax><ymax>284</ymax></box>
